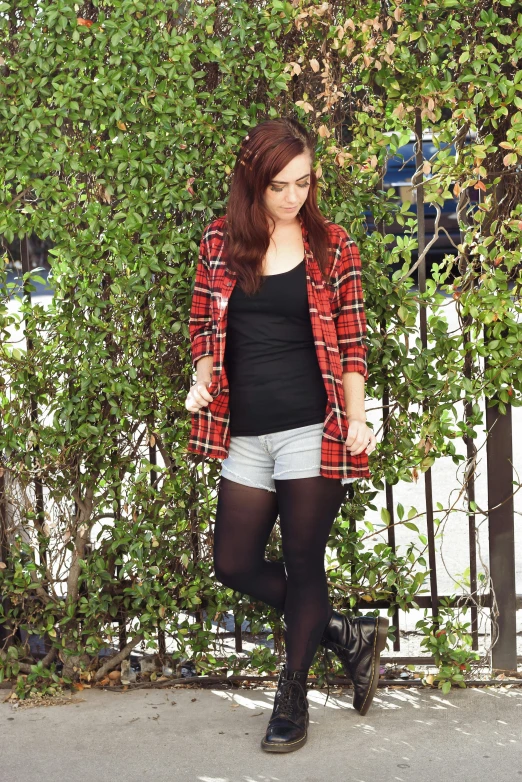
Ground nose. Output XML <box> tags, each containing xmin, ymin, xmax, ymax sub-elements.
<box><xmin>284</xmin><ymin>185</ymin><xmax>301</xmax><ymax>205</ymax></box>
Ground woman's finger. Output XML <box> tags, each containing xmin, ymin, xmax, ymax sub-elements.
<box><xmin>195</xmin><ymin>381</ymin><xmax>214</xmax><ymax>402</ymax></box>
<box><xmin>186</xmin><ymin>397</ymin><xmax>207</xmax><ymax>412</ymax></box>
<box><xmin>365</xmin><ymin>434</ymin><xmax>377</xmax><ymax>453</ymax></box>
<box><xmin>191</xmin><ymin>382</ymin><xmax>212</xmax><ymax>404</ymax></box>
<box><xmin>346</xmin><ymin>428</ymin><xmax>376</xmax><ymax>455</ymax></box>
<box><xmin>185</xmin><ymin>380</ymin><xmax>215</xmax><ymax>411</ymax></box>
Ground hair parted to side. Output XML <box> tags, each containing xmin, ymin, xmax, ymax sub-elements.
<box><xmin>223</xmin><ymin>117</ymin><xmax>331</xmax><ymax>296</ymax></box>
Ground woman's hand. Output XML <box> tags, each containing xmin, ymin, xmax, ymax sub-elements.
<box><xmin>345</xmin><ymin>415</ymin><xmax>377</xmax><ymax>456</ymax></box>
<box><xmin>185</xmin><ymin>379</ymin><xmax>214</xmax><ymax>412</ymax></box>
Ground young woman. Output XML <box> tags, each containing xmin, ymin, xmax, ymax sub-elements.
<box><xmin>185</xmin><ymin>117</ymin><xmax>388</xmax><ymax>753</ymax></box>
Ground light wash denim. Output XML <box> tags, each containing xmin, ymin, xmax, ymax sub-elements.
<box><xmin>220</xmin><ymin>421</ymin><xmax>357</xmax><ymax>494</ymax></box>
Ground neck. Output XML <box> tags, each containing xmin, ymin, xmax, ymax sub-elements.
<box><xmin>269</xmin><ymin>215</ymin><xmax>300</xmax><ymax>232</ymax></box>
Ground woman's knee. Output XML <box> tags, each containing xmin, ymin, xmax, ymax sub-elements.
<box><xmin>213</xmin><ymin>552</ymin><xmax>247</xmax><ymax>589</ymax></box>
<box><xmin>213</xmin><ymin>553</ymin><xmax>233</xmax><ymax>587</ymax></box>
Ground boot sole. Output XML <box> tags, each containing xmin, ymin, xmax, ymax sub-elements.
<box><xmin>260</xmin><ymin>733</ymin><xmax>308</xmax><ymax>753</ymax></box>
<box><xmin>356</xmin><ymin>616</ymin><xmax>389</xmax><ymax>716</ymax></box>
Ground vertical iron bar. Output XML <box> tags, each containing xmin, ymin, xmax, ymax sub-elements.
<box><xmin>21</xmin><ymin>236</ymin><xmax>47</xmax><ymax>569</ymax></box>
<box><xmin>383</xmin><ymin>380</ymin><xmax>400</xmax><ymax>650</ymax></box>
<box><xmin>456</xmin><ymin>155</ymin><xmax>480</xmax><ymax>652</ymax></box>
<box><xmin>234</xmin><ymin>616</ymin><xmax>242</xmax><ymax>653</ymax></box>
<box><xmin>0</xmin><ymin>441</ymin><xmax>9</xmax><ymax>645</ymax></box>
<box><xmin>414</xmin><ymin>110</ymin><xmax>439</xmax><ymax>622</ymax></box>
<box><xmin>148</xmin><ymin>424</ymin><xmax>167</xmax><ymax>657</ymax></box>
<box><xmin>113</xmin><ymin>493</ymin><xmax>127</xmax><ymax>652</ymax></box>
<box><xmin>0</xmin><ymin>467</ymin><xmax>6</xmax><ymax>564</ymax></box>
<box><xmin>349</xmin><ymin>514</ymin><xmax>356</xmax><ymax>589</ymax></box>
<box><xmin>378</xmin><ymin>163</ymin><xmax>400</xmax><ymax>651</ymax></box>
<box><xmin>462</xmin><ymin>314</ymin><xmax>479</xmax><ymax>650</ymax></box>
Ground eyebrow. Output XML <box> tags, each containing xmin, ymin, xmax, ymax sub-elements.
<box><xmin>270</xmin><ymin>173</ymin><xmax>311</xmax><ymax>184</ymax></box>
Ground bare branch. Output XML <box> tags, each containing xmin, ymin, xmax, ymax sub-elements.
<box><xmin>94</xmin><ymin>635</ymin><xmax>144</xmax><ymax>681</ymax></box>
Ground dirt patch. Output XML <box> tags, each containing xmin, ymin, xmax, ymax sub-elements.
<box><xmin>4</xmin><ymin>690</ymin><xmax>85</xmax><ymax>710</ymax></box>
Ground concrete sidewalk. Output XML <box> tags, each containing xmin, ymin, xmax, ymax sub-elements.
<box><xmin>2</xmin><ymin>684</ymin><xmax>521</xmax><ymax>782</ymax></box>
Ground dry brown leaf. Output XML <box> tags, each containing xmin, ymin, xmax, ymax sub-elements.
<box><xmin>295</xmin><ymin>101</ymin><xmax>314</xmax><ymax>113</ymax></box>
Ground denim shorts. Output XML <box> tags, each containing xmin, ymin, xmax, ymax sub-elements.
<box><xmin>220</xmin><ymin>421</ymin><xmax>357</xmax><ymax>494</ymax></box>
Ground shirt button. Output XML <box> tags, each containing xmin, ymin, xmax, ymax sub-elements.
<box><xmin>226</xmin><ymin>281</ymin><xmax>232</xmax><ymax>286</ymax></box>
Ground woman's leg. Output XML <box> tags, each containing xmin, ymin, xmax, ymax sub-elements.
<box><xmin>274</xmin><ymin>475</ymin><xmax>347</xmax><ymax>673</ymax></box>
<box><xmin>213</xmin><ymin>476</ymin><xmax>287</xmax><ymax>609</ymax></box>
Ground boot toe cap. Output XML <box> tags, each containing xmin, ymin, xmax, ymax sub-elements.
<box><xmin>263</xmin><ymin>718</ymin><xmax>304</xmax><ymax>745</ymax></box>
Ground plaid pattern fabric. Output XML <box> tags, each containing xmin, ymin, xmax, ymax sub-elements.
<box><xmin>187</xmin><ymin>213</ymin><xmax>370</xmax><ymax>480</ymax></box>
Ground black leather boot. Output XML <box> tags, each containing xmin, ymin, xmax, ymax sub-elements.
<box><xmin>260</xmin><ymin>664</ymin><xmax>309</xmax><ymax>753</ymax></box>
<box><xmin>320</xmin><ymin>610</ymin><xmax>389</xmax><ymax>715</ymax></box>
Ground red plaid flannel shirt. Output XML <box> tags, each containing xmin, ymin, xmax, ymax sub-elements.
<box><xmin>186</xmin><ymin>214</ymin><xmax>370</xmax><ymax>481</ymax></box>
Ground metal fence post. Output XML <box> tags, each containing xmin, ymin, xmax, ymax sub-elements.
<box><xmin>484</xmin><ymin>352</ymin><xmax>517</xmax><ymax>672</ymax></box>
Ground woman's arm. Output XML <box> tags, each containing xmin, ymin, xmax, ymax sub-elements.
<box><xmin>331</xmin><ymin>232</ymin><xmax>368</xmax><ymax>379</ymax></box>
<box><xmin>195</xmin><ymin>355</ymin><xmax>213</xmax><ymax>385</ymax></box>
<box><xmin>331</xmin><ymin>230</ymin><xmax>369</xmax><ymax>422</ymax></box>
<box><xmin>342</xmin><ymin>372</ymin><xmax>366</xmax><ymax>423</ymax></box>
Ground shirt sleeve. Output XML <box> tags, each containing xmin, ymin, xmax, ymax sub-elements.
<box><xmin>330</xmin><ymin>229</ymin><xmax>369</xmax><ymax>381</ymax></box>
<box><xmin>188</xmin><ymin>229</ymin><xmax>214</xmax><ymax>370</ymax></box>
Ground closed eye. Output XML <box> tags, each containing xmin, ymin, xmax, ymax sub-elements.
<box><xmin>270</xmin><ymin>182</ymin><xmax>310</xmax><ymax>192</ymax></box>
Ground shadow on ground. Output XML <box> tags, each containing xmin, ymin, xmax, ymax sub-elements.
<box><xmin>1</xmin><ymin>685</ymin><xmax>521</xmax><ymax>782</ymax></box>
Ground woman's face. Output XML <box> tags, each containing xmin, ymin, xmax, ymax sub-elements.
<box><xmin>263</xmin><ymin>151</ymin><xmax>311</xmax><ymax>224</ymax></box>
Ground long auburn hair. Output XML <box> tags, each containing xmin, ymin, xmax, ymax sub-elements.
<box><xmin>223</xmin><ymin>117</ymin><xmax>330</xmax><ymax>296</ymax></box>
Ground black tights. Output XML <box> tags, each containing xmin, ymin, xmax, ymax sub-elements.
<box><xmin>213</xmin><ymin>475</ymin><xmax>348</xmax><ymax>673</ymax></box>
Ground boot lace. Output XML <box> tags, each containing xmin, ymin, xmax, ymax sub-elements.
<box><xmin>273</xmin><ymin>678</ymin><xmax>307</xmax><ymax>721</ymax></box>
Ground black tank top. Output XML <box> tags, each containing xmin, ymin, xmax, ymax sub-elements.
<box><xmin>224</xmin><ymin>259</ymin><xmax>328</xmax><ymax>436</ymax></box>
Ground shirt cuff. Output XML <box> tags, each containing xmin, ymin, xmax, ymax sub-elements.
<box><xmin>340</xmin><ymin>349</ymin><xmax>369</xmax><ymax>381</ymax></box>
